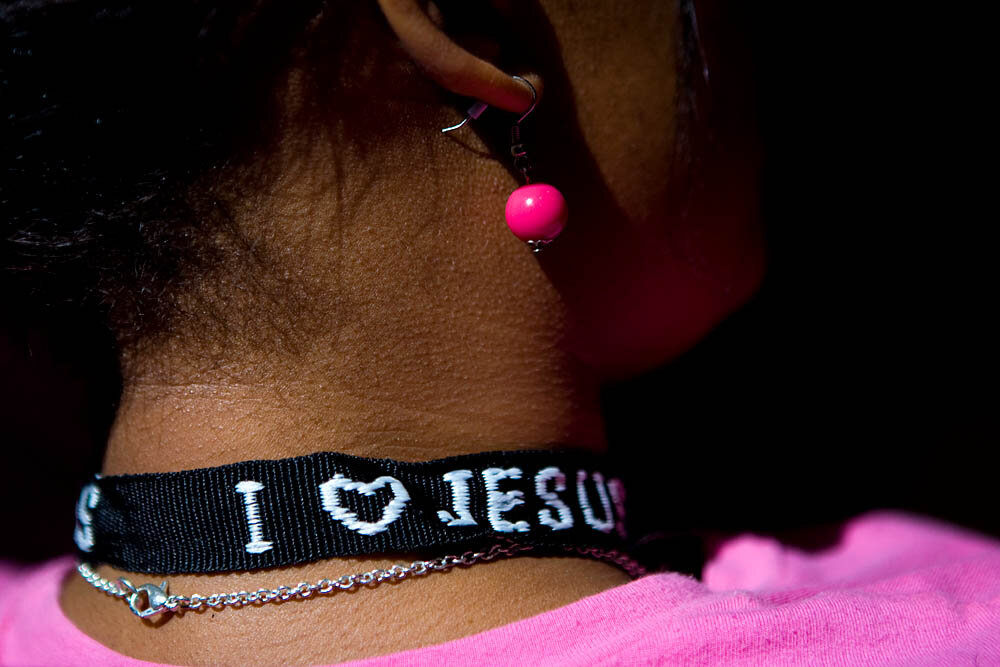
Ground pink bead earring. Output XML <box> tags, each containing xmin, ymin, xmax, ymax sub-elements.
<box><xmin>442</xmin><ymin>76</ymin><xmax>568</xmax><ymax>254</ymax></box>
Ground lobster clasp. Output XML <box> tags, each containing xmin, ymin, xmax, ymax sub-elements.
<box><xmin>118</xmin><ymin>577</ymin><xmax>171</xmax><ymax>619</ymax></box>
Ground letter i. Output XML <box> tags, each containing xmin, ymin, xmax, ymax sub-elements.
<box><xmin>235</xmin><ymin>480</ymin><xmax>274</xmax><ymax>554</ymax></box>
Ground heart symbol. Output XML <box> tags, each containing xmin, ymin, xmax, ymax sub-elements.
<box><xmin>319</xmin><ymin>474</ymin><xmax>411</xmax><ymax>536</ymax></box>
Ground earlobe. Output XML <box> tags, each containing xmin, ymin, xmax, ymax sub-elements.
<box><xmin>376</xmin><ymin>0</ymin><xmax>540</xmax><ymax>114</ymax></box>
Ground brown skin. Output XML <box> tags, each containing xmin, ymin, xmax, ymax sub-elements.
<box><xmin>61</xmin><ymin>0</ymin><xmax>764</xmax><ymax>663</ymax></box>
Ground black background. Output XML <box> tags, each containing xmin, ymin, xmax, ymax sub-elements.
<box><xmin>1</xmin><ymin>4</ymin><xmax>993</xmax><ymax>568</ymax></box>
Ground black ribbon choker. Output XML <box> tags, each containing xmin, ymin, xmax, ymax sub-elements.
<box><xmin>74</xmin><ymin>449</ymin><xmax>647</xmax><ymax>575</ymax></box>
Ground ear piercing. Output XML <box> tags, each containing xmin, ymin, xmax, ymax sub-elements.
<box><xmin>442</xmin><ymin>76</ymin><xmax>568</xmax><ymax>254</ymax></box>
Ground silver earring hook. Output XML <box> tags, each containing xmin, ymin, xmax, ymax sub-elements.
<box><xmin>440</xmin><ymin>76</ymin><xmax>538</xmax><ymax>133</ymax></box>
<box><xmin>511</xmin><ymin>75</ymin><xmax>538</xmax><ymax>125</ymax></box>
<box><xmin>441</xmin><ymin>101</ymin><xmax>489</xmax><ymax>134</ymax></box>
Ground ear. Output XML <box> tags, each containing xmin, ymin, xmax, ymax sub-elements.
<box><xmin>376</xmin><ymin>0</ymin><xmax>540</xmax><ymax>114</ymax></box>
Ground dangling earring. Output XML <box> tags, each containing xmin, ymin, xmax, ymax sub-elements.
<box><xmin>441</xmin><ymin>76</ymin><xmax>568</xmax><ymax>254</ymax></box>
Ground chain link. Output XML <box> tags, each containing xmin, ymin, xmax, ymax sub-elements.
<box><xmin>564</xmin><ymin>545</ymin><xmax>647</xmax><ymax>578</ymax></box>
<box><xmin>78</xmin><ymin>543</ymin><xmax>646</xmax><ymax>618</ymax></box>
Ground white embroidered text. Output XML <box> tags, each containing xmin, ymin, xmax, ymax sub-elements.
<box><xmin>319</xmin><ymin>474</ymin><xmax>411</xmax><ymax>536</ymax></box>
<box><xmin>235</xmin><ymin>480</ymin><xmax>274</xmax><ymax>554</ymax></box>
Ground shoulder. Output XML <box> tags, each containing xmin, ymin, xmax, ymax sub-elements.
<box><xmin>684</xmin><ymin>511</ymin><xmax>1000</xmax><ymax>666</ymax></box>
<box><xmin>0</xmin><ymin>557</ymin><xmax>178</xmax><ymax>666</ymax></box>
<box><xmin>5</xmin><ymin>514</ymin><xmax>1000</xmax><ymax>667</ymax></box>
<box><xmin>703</xmin><ymin>510</ymin><xmax>1000</xmax><ymax>592</ymax></box>
<box><xmin>361</xmin><ymin>512</ymin><xmax>1000</xmax><ymax>666</ymax></box>
<box><xmin>0</xmin><ymin>557</ymin><xmax>159</xmax><ymax>667</ymax></box>
<box><xmin>0</xmin><ymin>556</ymin><xmax>74</xmax><ymax>620</ymax></box>
<box><xmin>1</xmin><ymin>557</ymin><xmax>76</xmax><ymax>663</ymax></box>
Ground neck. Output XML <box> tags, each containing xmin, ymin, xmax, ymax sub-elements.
<box><xmin>70</xmin><ymin>58</ymin><xmax>626</xmax><ymax>662</ymax></box>
<box><xmin>71</xmin><ymin>319</ymin><xmax>622</xmax><ymax>666</ymax></box>
<box><xmin>102</xmin><ymin>91</ymin><xmax>610</xmax><ymax>476</ymax></box>
<box><xmin>103</xmin><ymin>325</ymin><xmax>607</xmax><ymax>475</ymax></box>
<box><xmin>103</xmin><ymin>377</ymin><xmax>608</xmax><ymax>474</ymax></box>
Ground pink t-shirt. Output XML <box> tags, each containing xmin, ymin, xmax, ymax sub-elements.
<box><xmin>2</xmin><ymin>511</ymin><xmax>999</xmax><ymax>666</ymax></box>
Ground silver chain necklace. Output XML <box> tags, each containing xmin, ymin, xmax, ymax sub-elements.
<box><xmin>79</xmin><ymin>543</ymin><xmax>646</xmax><ymax>620</ymax></box>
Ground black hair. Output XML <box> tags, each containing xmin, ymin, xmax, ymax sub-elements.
<box><xmin>1</xmin><ymin>1</ymin><xmax>326</xmax><ymax>347</ymax></box>
<box><xmin>2</xmin><ymin>0</ymin><xmax>705</xmax><ymax>351</ymax></box>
